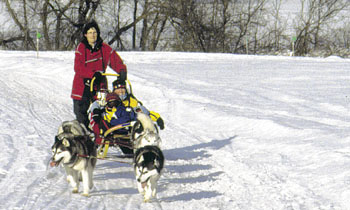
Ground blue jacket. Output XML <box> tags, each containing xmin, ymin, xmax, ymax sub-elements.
<box><xmin>109</xmin><ymin>106</ymin><xmax>136</xmax><ymax>126</ymax></box>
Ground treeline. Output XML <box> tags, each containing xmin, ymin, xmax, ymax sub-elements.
<box><xmin>1</xmin><ymin>0</ymin><xmax>350</xmax><ymax>57</ymax></box>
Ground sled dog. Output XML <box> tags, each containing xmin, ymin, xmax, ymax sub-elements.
<box><xmin>132</xmin><ymin>113</ymin><xmax>164</xmax><ymax>202</ymax></box>
<box><xmin>50</xmin><ymin>120</ymin><xmax>97</xmax><ymax>196</ymax></box>
<box><xmin>132</xmin><ymin>112</ymin><xmax>162</xmax><ymax>150</ymax></box>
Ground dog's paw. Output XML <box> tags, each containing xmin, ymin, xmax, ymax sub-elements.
<box><xmin>137</xmin><ymin>189</ymin><xmax>145</xmax><ymax>195</ymax></box>
<box><xmin>72</xmin><ymin>188</ymin><xmax>79</xmax><ymax>193</ymax></box>
<box><xmin>143</xmin><ymin>194</ymin><xmax>153</xmax><ymax>202</ymax></box>
<box><xmin>81</xmin><ymin>193</ymin><xmax>90</xmax><ymax>197</ymax></box>
<box><xmin>152</xmin><ymin>190</ymin><xmax>157</xmax><ymax>197</ymax></box>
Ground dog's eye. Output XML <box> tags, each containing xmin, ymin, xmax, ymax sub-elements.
<box><xmin>52</xmin><ymin>149</ymin><xmax>61</xmax><ymax>154</ymax></box>
<box><xmin>141</xmin><ymin>169</ymin><xmax>148</xmax><ymax>174</ymax></box>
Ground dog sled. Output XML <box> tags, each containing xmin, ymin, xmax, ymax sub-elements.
<box><xmin>96</xmin><ymin>122</ymin><xmax>134</xmax><ymax>159</ymax></box>
<box><xmin>51</xmin><ymin>71</ymin><xmax>164</xmax><ymax>200</ymax></box>
<box><xmin>89</xmin><ymin>73</ymin><xmax>137</xmax><ymax>159</ymax></box>
<box><xmin>51</xmin><ymin>113</ymin><xmax>164</xmax><ymax>200</ymax></box>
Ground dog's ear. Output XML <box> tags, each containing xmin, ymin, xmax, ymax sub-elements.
<box><xmin>54</xmin><ymin>135</ymin><xmax>59</xmax><ymax>142</ymax></box>
<box><xmin>62</xmin><ymin>138</ymin><xmax>70</xmax><ymax>147</ymax></box>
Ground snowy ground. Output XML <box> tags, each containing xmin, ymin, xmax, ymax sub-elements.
<box><xmin>0</xmin><ymin>51</ymin><xmax>350</xmax><ymax>210</ymax></box>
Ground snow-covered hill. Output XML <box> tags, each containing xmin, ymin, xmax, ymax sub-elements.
<box><xmin>1</xmin><ymin>51</ymin><xmax>350</xmax><ymax>209</ymax></box>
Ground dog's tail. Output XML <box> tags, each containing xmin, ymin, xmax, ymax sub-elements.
<box><xmin>58</xmin><ymin>120</ymin><xmax>88</xmax><ymax>137</ymax></box>
<box><xmin>137</xmin><ymin>112</ymin><xmax>156</xmax><ymax>133</ymax></box>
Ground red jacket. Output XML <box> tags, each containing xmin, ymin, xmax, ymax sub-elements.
<box><xmin>71</xmin><ymin>41</ymin><xmax>126</xmax><ymax>100</ymax></box>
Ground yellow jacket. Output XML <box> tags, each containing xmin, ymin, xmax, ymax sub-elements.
<box><xmin>122</xmin><ymin>95</ymin><xmax>161</xmax><ymax>122</ymax></box>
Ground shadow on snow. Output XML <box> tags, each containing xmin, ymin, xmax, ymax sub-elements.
<box><xmin>164</xmin><ymin>135</ymin><xmax>237</xmax><ymax>161</ymax></box>
<box><xmin>160</xmin><ymin>136</ymin><xmax>237</xmax><ymax>201</ymax></box>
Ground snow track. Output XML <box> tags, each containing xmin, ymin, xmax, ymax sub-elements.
<box><xmin>1</xmin><ymin>51</ymin><xmax>350</xmax><ymax>209</ymax></box>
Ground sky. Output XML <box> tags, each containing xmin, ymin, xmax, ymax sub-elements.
<box><xmin>0</xmin><ymin>50</ymin><xmax>350</xmax><ymax>209</ymax></box>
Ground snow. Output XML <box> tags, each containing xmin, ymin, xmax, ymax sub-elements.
<box><xmin>1</xmin><ymin>50</ymin><xmax>350</xmax><ymax>210</ymax></box>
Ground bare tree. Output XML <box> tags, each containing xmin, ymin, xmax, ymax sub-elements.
<box><xmin>165</xmin><ymin>0</ymin><xmax>227</xmax><ymax>52</ymax></box>
<box><xmin>3</xmin><ymin>0</ymin><xmax>36</xmax><ymax>50</ymax></box>
<box><xmin>1</xmin><ymin>0</ymin><xmax>103</xmax><ymax>50</ymax></box>
<box><xmin>270</xmin><ymin>0</ymin><xmax>285</xmax><ymax>51</ymax></box>
<box><xmin>294</xmin><ymin>0</ymin><xmax>350</xmax><ymax>55</ymax></box>
<box><xmin>138</xmin><ymin>0</ymin><xmax>168</xmax><ymax>51</ymax></box>
<box><xmin>228</xmin><ymin>0</ymin><xmax>268</xmax><ymax>54</ymax></box>
<box><xmin>140</xmin><ymin>0</ymin><xmax>149</xmax><ymax>50</ymax></box>
<box><xmin>133</xmin><ymin>0</ymin><xmax>138</xmax><ymax>49</ymax></box>
<box><xmin>1</xmin><ymin>0</ymin><xmax>350</xmax><ymax>56</ymax></box>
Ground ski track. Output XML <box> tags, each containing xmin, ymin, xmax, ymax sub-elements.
<box><xmin>1</xmin><ymin>51</ymin><xmax>350</xmax><ymax>209</ymax></box>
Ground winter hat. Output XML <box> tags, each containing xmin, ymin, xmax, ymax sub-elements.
<box><xmin>83</xmin><ymin>20</ymin><xmax>100</xmax><ymax>37</ymax></box>
<box><xmin>106</xmin><ymin>92</ymin><xmax>120</xmax><ymax>103</ymax></box>
<box><xmin>112</xmin><ymin>79</ymin><xmax>126</xmax><ymax>89</ymax></box>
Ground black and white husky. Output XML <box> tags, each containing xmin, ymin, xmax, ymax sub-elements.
<box><xmin>50</xmin><ymin>120</ymin><xmax>97</xmax><ymax>197</ymax></box>
<box><xmin>131</xmin><ymin>113</ymin><xmax>164</xmax><ymax>202</ymax></box>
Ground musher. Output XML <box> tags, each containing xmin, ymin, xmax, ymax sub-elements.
<box><xmin>71</xmin><ymin>20</ymin><xmax>127</xmax><ymax>129</ymax></box>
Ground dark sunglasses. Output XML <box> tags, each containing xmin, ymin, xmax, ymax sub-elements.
<box><xmin>107</xmin><ymin>100</ymin><xmax>120</xmax><ymax>108</ymax></box>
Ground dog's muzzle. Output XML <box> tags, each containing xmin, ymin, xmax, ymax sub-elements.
<box><xmin>50</xmin><ymin>157</ymin><xmax>63</xmax><ymax>167</ymax></box>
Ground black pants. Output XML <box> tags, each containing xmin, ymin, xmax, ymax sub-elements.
<box><xmin>73</xmin><ymin>98</ymin><xmax>91</xmax><ymax>130</ymax></box>
<box><xmin>73</xmin><ymin>79</ymin><xmax>95</xmax><ymax>129</ymax></box>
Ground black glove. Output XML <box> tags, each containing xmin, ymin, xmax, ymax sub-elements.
<box><xmin>92</xmin><ymin>109</ymin><xmax>103</xmax><ymax>123</ymax></box>
<box><xmin>93</xmin><ymin>72</ymin><xmax>103</xmax><ymax>85</ymax></box>
<box><xmin>119</xmin><ymin>71</ymin><xmax>127</xmax><ymax>81</ymax></box>
<box><xmin>157</xmin><ymin>117</ymin><xmax>164</xmax><ymax>130</ymax></box>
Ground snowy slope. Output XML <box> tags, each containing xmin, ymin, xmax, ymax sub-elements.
<box><xmin>0</xmin><ymin>51</ymin><xmax>350</xmax><ymax>210</ymax></box>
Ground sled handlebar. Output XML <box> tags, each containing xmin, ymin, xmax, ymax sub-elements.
<box><xmin>102</xmin><ymin>73</ymin><xmax>120</xmax><ymax>77</ymax></box>
<box><xmin>90</xmin><ymin>73</ymin><xmax>119</xmax><ymax>92</ymax></box>
<box><xmin>90</xmin><ymin>73</ymin><xmax>133</xmax><ymax>98</ymax></box>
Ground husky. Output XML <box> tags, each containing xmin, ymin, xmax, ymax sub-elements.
<box><xmin>50</xmin><ymin>120</ymin><xmax>97</xmax><ymax>197</ymax></box>
<box><xmin>131</xmin><ymin>113</ymin><xmax>164</xmax><ymax>202</ymax></box>
<box><xmin>132</xmin><ymin>113</ymin><xmax>162</xmax><ymax>151</ymax></box>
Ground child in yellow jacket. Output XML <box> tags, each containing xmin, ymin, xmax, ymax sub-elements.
<box><xmin>112</xmin><ymin>79</ymin><xmax>164</xmax><ymax>130</ymax></box>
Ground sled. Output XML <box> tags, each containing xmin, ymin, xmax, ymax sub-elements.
<box><xmin>96</xmin><ymin>122</ymin><xmax>135</xmax><ymax>159</ymax></box>
<box><xmin>90</xmin><ymin>73</ymin><xmax>136</xmax><ymax>159</ymax></box>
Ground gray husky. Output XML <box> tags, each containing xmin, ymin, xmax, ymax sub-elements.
<box><xmin>50</xmin><ymin>120</ymin><xmax>96</xmax><ymax>196</ymax></box>
<box><xmin>132</xmin><ymin>113</ymin><xmax>164</xmax><ymax>202</ymax></box>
